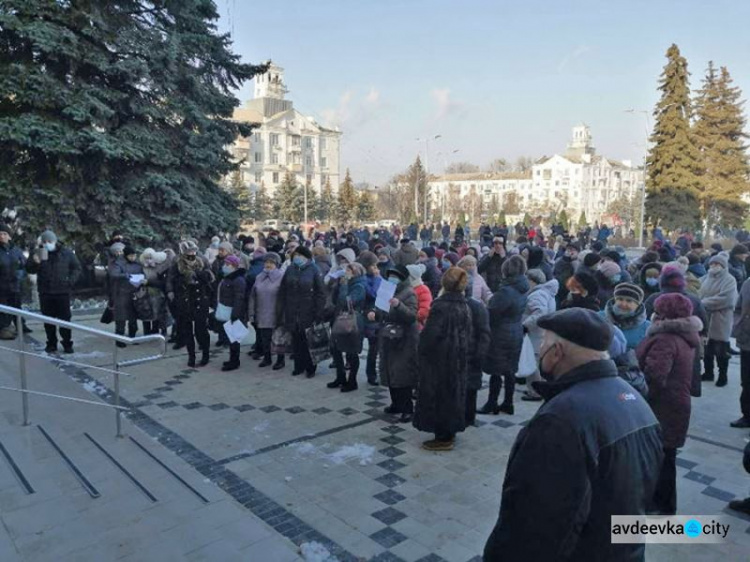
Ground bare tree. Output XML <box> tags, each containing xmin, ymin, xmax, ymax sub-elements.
<box><xmin>445</xmin><ymin>161</ymin><xmax>480</xmax><ymax>174</ymax></box>
<box><xmin>514</xmin><ymin>156</ymin><xmax>535</xmax><ymax>172</ymax></box>
<box><xmin>487</xmin><ymin>158</ymin><xmax>509</xmax><ymax>173</ymax></box>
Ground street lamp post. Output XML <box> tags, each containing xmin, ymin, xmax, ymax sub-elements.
<box><xmin>416</xmin><ymin>135</ymin><xmax>441</xmax><ymax>224</ymax></box>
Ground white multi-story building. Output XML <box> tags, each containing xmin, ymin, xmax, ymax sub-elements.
<box><xmin>428</xmin><ymin>124</ymin><xmax>644</xmax><ymax>224</ymax></box>
<box><xmin>230</xmin><ymin>64</ymin><xmax>342</xmax><ymax>197</ymax></box>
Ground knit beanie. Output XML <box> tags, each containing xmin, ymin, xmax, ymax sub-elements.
<box><xmin>614</xmin><ymin>282</ymin><xmax>644</xmax><ymax>305</ymax></box>
<box><xmin>41</xmin><ymin>230</ymin><xmax>57</xmax><ymax>243</ymax></box>
<box><xmin>406</xmin><ymin>264</ymin><xmax>426</xmax><ymax>287</ymax></box>
<box><xmin>597</xmin><ymin>260</ymin><xmax>621</xmax><ymax>279</ymax></box>
<box><xmin>583</xmin><ymin>252</ymin><xmax>602</xmax><ymax>268</ymax></box>
<box><xmin>294</xmin><ymin>246</ymin><xmax>312</xmax><ymax>260</ymax></box>
<box><xmin>110</xmin><ymin>242</ymin><xmax>126</xmax><ymax>254</ymax></box>
<box><xmin>659</xmin><ymin>264</ymin><xmax>687</xmax><ymax>291</ymax></box>
<box><xmin>421</xmin><ymin>246</ymin><xmax>436</xmax><ymax>259</ymax></box>
<box><xmin>263</xmin><ymin>252</ymin><xmax>281</xmax><ymax>266</ymax></box>
<box><xmin>219</xmin><ymin>241</ymin><xmax>234</xmax><ymax>252</ymax></box>
<box><xmin>357</xmin><ymin>250</ymin><xmax>378</xmax><ymax>270</ymax></box>
<box><xmin>224</xmin><ymin>254</ymin><xmax>241</xmax><ymax>268</ymax></box>
<box><xmin>336</xmin><ymin>248</ymin><xmax>356</xmax><ymax>265</ymax></box>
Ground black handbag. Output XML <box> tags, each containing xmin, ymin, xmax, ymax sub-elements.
<box><xmin>305</xmin><ymin>323</ymin><xmax>332</xmax><ymax>364</ymax></box>
<box><xmin>380</xmin><ymin>322</ymin><xmax>404</xmax><ymax>340</ymax></box>
<box><xmin>132</xmin><ymin>288</ymin><xmax>154</xmax><ymax>321</ymax></box>
<box><xmin>331</xmin><ymin>299</ymin><xmax>361</xmax><ymax>354</ymax></box>
<box><xmin>100</xmin><ymin>306</ymin><xmax>114</xmax><ymax>325</ymax></box>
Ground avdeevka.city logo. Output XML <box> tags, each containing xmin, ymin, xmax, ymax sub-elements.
<box><xmin>684</xmin><ymin>519</ymin><xmax>702</xmax><ymax>538</ymax></box>
<box><xmin>611</xmin><ymin>516</ymin><xmax>730</xmax><ymax>543</ymax></box>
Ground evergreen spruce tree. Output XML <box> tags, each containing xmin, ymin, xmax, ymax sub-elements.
<box><xmin>317</xmin><ymin>177</ymin><xmax>334</xmax><ymax>223</ymax></box>
<box><xmin>578</xmin><ymin>211</ymin><xmax>588</xmax><ymax>230</ymax></box>
<box><xmin>523</xmin><ymin>212</ymin><xmax>532</xmax><ymax>227</ymax></box>
<box><xmin>336</xmin><ymin>169</ymin><xmax>358</xmax><ymax>225</ymax></box>
<box><xmin>275</xmin><ymin>172</ymin><xmax>304</xmax><ymax>223</ymax></box>
<box><xmin>303</xmin><ymin>179</ymin><xmax>318</xmax><ymax>224</ymax></box>
<box><xmin>497</xmin><ymin>211</ymin><xmax>507</xmax><ymax>227</ymax></box>
<box><xmin>229</xmin><ymin>169</ymin><xmax>253</xmax><ymax>224</ymax></box>
<box><xmin>358</xmin><ymin>190</ymin><xmax>375</xmax><ymax>222</ymax></box>
<box><xmin>0</xmin><ymin>1</ymin><xmax>268</xmax><ymax>255</ymax></box>
<box><xmin>558</xmin><ymin>209</ymin><xmax>570</xmax><ymax>231</ymax></box>
<box><xmin>645</xmin><ymin>44</ymin><xmax>702</xmax><ymax>230</ymax></box>
<box><xmin>693</xmin><ymin>63</ymin><xmax>750</xmax><ymax>229</ymax></box>
<box><xmin>253</xmin><ymin>181</ymin><xmax>272</xmax><ymax>223</ymax></box>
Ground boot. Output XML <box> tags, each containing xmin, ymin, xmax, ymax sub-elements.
<box><xmin>716</xmin><ymin>356</ymin><xmax>729</xmax><ymax>387</ymax></box>
<box><xmin>341</xmin><ymin>369</ymin><xmax>358</xmax><ymax>393</ymax></box>
<box><xmin>701</xmin><ymin>372</ymin><xmax>714</xmax><ymax>382</ymax></box>
<box><xmin>187</xmin><ymin>353</ymin><xmax>196</xmax><ymax>368</ymax></box>
<box><xmin>716</xmin><ymin>371</ymin><xmax>728</xmax><ymax>387</ymax></box>
<box><xmin>272</xmin><ymin>355</ymin><xmax>285</xmax><ymax>370</ymax></box>
<box><xmin>497</xmin><ymin>402</ymin><xmax>515</xmax><ymax>415</ymax></box>
<box><xmin>477</xmin><ymin>377</ymin><xmax>501</xmax><ymax>414</ymax></box>
<box><xmin>222</xmin><ymin>347</ymin><xmax>240</xmax><ymax>371</ymax></box>
<box><xmin>327</xmin><ymin>371</ymin><xmax>346</xmax><ymax>389</ymax></box>
<box><xmin>199</xmin><ymin>348</ymin><xmax>210</xmax><ymax>367</ymax></box>
<box><xmin>258</xmin><ymin>354</ymin><xmax>272</xmax><ymax>368</ymax></box>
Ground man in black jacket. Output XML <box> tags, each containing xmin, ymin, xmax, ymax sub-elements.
<box><xmin>477</xmin><ymin>236</ymin><xmax>506</xmax><ymax>293</ymax></box>
<box><xmin>26</xmin><ymin>230</ymin><xmax>82</xmax><ymax>353</ymax></box>
<box><xmin>484</xmin><ymin>308</ymin><xmax>663</xmax><ymax>562</ymax></box>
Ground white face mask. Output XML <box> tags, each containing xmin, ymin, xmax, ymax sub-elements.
<box><xmin>44</xmin><ymin>242</ymin><xmax>56</xmax><ymax>251</ymax></box>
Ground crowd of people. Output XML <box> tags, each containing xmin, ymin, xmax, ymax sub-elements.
<box><xmin>2</xmin><ymin>219</ymin><xmax>750</xmax><ymax>558</ymax></box>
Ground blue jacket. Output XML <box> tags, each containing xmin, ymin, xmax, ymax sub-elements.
<box><xmin>485</xmin><ymin>360</ymin><xmax>662</xmax><ymax>562</ymax></box>
<box><xmin>600</xmin><ymin>301</ymin><xmax>651</xmax><ymax>351</ymax></box>
<box><xmin>0</xmin><ymin>243</ymin><xmax>25</xmax><ymax>294</ymax></box>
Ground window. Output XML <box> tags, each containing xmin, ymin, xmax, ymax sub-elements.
<box><xmin>305</xmin><ymin>137</ymin><xmax>313</xmax><ymax>148</ymax></box>
<box><xmin>255</xmin><ymin>172</ymin><xmax>262</xmax><ymax>183</ymax></box>
<box><xmin>536</xmin><ymin>170</ymin><xmax>540</xmax><ymax>176</ymax></box>
<box><xmin>254</xmin><ymin>152</ymin><xmax>261</xmax><ymax>163</ymax></box>
<box><xmin>320</xmin><ymin>156</ymin><xmax>327</xmax><ymax>168</ymax></box>
<box><xmin>305</xmin><ymin>156</ymin><xmax>312</xmax><ymax>167</ymax></box>
<box><xmin>272</xmin><ymin>172</ymin><xmax>279</xmax><ymax>184</ymax></box>
<box><xmin>253</xmin><ymin>132</ymin><xmax>261</xmax><ymax>142</ymax></box>
<box><xmin>291</xmin><ymin>135</ymin><xmax>300</xmax><ymax>146</ymax></box>
<box><xmin>270</xmin><ymin>133</ymin><xmax>280</xmax><ymax>147</ymax></box>
<box><xmin>320</xmin><ymin>137</ymin><xmax>327</xmax><ymax>150</ymax></box>
<box><xmin>271</xmin><ymin>153</ymin><xmax>279</xmax><ymax>164</ymax></box>
<box><xmin>322</xmin><ymin>174</ymin><xmax>328</xmax><ymax>186</ymax></box>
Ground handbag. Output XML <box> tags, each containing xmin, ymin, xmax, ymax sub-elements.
<box><xmin>100</xmin><ymin>306</ymin><xmax>114</xmax><ymax>325</ymax></box>
<box><xmin>132</xmin><ymin>288</ymin><xmax>154</xmax><ymax>321</ymax></box>
<box><xmin>516</xmin><ymin>335</ymin><xmax>537</xmax><ymax>378</ymax></box>
<box><xmin>305</xmin><ymin>323</ymin><xmax>332</xmax><ymax>364</ymax></box>
<box><xmin>271</xmin><ymin>326</ymin><xmax>292</xmax><ymax>354</ymax></box>
<box><xmin>331</xmin><ymin>299</ymin><xmax>361</xmax><ymax>354</ymax></box>
<box><xmin>380</xmin><ymin>323</ymin><xmax>404</xmax><ymax>340</ymax></box>
<box><xmin>215</xmin><ymin>283</ymin><xmax>232</xmax><ymax>322</ymax></box>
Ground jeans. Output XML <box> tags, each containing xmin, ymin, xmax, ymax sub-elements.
<box><xmin>40</xmin><ymin>293</ymin><xmax>72</xmax><ymax>347</ymax></box>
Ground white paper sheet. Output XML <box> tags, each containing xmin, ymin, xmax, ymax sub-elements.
<box><xmin>128</xmin><ymin>274</ymin><xmax>145</xmax><ymax>286</ymax></box>
<box><xmin>375</xmin><ymin>280</ymin><xmax>397</xmax><ymax>312</ymax></box>
<box><xmin>223</xmin><ymin>320</ymin><xmax>249</xmax><ymax>343</ymax></box>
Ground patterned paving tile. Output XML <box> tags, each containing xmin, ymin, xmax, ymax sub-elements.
<box><xmin>377</xmin><ymin>459</ymin><xmax>407</xmax><ymax>472</ymax></box>
<box><xmin>380</xmin><ymin>435</ymin><xmax>406</xmax><ymax>446</ymax></box>
<box><xmin>380</xmin><ymin>426</ymin><xmax>406</xmax><ymax>435</ymax></box>
<box><xmin>312</xmin><ymin>407</ymin><xmax>332</xmax><ymax>415</ymax></box>
<box><xmin>285</xmin><ymin>406</ymin><xmax>306</xmax><ymax>414</ymax></box>
<box><xmin>143</xmin><ymin>393</ymin><xmax>163</xmax><ymax>400</ymax></box>
<box><xmin>373</xmin><ymin>490</ymin><xmax>406</xmax><ymax>506</ymax></box>
<box><xmin>366</xmin><ymin>400</ymin><xmax>387</xmax><ymax>408</ymax></box>
<box><xmin>338</xmin><ymin>407</ymin><xmax>359</xmax><ymax>416</ymax></box>
<box><xmin>154</xmin><ymin>386</ymin><xmax>174</xmax><ymax>393</ymax></box>
<box><xmin>182</xmin><ymin>402</ymin><xmax>204</xmax><ymax>410</ymax></box>
<box><xmin>173</xmin><ymin>374</ymin><xmax>191</xmax><ymax>380</ymax></box>
<box><xmin>375</xmin><ymin>473</ymin><xmax>407</xmax><ymax>488</ymax></box>
<box><xmin>491</xmin><ymin>419</ymin><xmax>515</xmax><ymax>428</ymax></box>
<box><xmin>371</xmin><ymin>507</ymin><xmax>407</xmax><ymax>525</ymax></box>
<box><xmin>684</xmin><ymin>471</ymin><xmax>716</xmax><ymax>485</ymax></box>
<box><xmin>416</xmin><ymin>555</ymin><xmax>448</xmax><ymax>562</ymax></box>
<box><xmin>260</xmin><ymin>405</ymin><xmax>282</xmax><ymax>413</ymax></box>
<box><xmin>370</xmin><ymin>552</ymin><xmax>407</xmax><ymax>562</ymax></box>
<box><xmin>379</xmin><ymin>447</ymin><xmax>407</xmax><ymax>459</ymax></box>
<box><xmin>370</xmin><ymin>527</ymin><xmax>407</xmax><ymax>548</ymax></box>
<box><xmin>675</xmin><ymin>457</ymin><xmax>699</xmax><ymax>470</ymax></box>
<box><xmin>235</xmin><ymin>404</ymin><xmax>255</xmax><ymax>412</ymax></box>
<box><xmin>156</xmin><ymin>401</ymin><xmax>179</xmax><ymax>409</ymax></box>
<box><xmin>208</xmin><ymin>403</ymin><xmax>230</xmax><ymax>411</ymax></box>
<box><xmin>702</xmin><ymin>486</ymin><xmax>736</xmax><ymax>502</ymax></box>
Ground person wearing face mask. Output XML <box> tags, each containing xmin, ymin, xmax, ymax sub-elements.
<box><xmin>211</xmin><ymin>242</ymin><xmax>240</xmax><ymax>348</ymax></box>
<box><xmin>166</xmin><ymin>240</ymin><xmax>214</xmax><ymax>367</ymax></box>
<box><xmin>521</xmin><ymin>269</ymin><xmax>559</xmax><ymax>402</ymax></box>
<box><xmin>140</xmin><ymin>249</ymin><xmax>170</xmax><ymax>336</ymax></box>
<box><xmin>600</xmin><ymin>283</ymin><xmax>650</xmax><ymax>352</ymax></box>
<box><xmin>277</xmin><ymin>246</ymin><xmax>326</xmax><ymax>378</ymax></box>
<box><xmin>639</xmin><ymin>262</ymin><xmax>663</xmax><ymax>300</ymax></box>
<box><xmin>26</xmin><ymin>230</ymin><xmax>82</xmax><ymax>353</ymax></box>
<box><xmin>248</xmin><ymin>253</ymin><xmax>285</xmax><ymax>370</ymax></box>
<box><xmin>108</xmin><ymin>246</ymin><xmax>145</xmax><ymax>346</ymax></box>
<box><xmin>441</xmin><ymin>251</ymin><xmax>459</xmax><ymax>273</ymax></box>
<box><xmin>204</xmin><ymin>236</ymin><xmax>221</xmax><ymax>265</ymax></box>
<box><xmin>215</xmin><ymin>254</ymin><xmax>246</xmax><ymax>371</ymax></box>
<box><xmin>375</xmin><ymin>246</ymin><xmax>393</xmax><ymax>278</ymax></box>
<box><xmin>595</xmin><ymin>260</ymin><xmax>622</xmax><ymax>311</ymax></box>
<box><xmin>457</xmin><ymin>255</ymin><xmax>491</xmax><ymax>305</ymax></box>
<box><xmin>358</xmin><ymin>251</ymin><xmax>383</xmax><ymax>385</ymax></box>
<box><xmin>482</xmin><ymin>256</ymin><xmax>529</xmax><ymax>416</ymax></box>
<box><xmin>560</xmin><ymin>269</ymin><xmax>600</xmax><ymax>311</ymax></box>
<box><xmin>0</xmin><ymin>224</ymin><xmax>27</xmax><ymax>340</ymax></box>
<box><xmin>417</xmin><ymin>246</ymin><xmax>442</xmax><ymax>298</ymax></box>
<box><xmin>484</xmin><ymin>308</ymin><xmax>663</xmax><ymax>562</ymax></box>
<box><xmin>700</xmin><ymin>253</ymin><xmax>739</xmax><ymax>387</ymax></box>
<box><xmin>367</xmin><ymin>265</ymin><xmax>419</xmax><ymax>422</ymax></box>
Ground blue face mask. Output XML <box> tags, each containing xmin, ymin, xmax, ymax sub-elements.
<box><xmin>387</xmin><ymin>276</ymin><xmax>400</xmax><ymax>284</ymax></box>
<box><xmin>293</xmin><ymin>256</ymin><xmax>307</xmax><ymax>267</ymax></box>
<box><xmin>610</xmin><ymin>274</ymin><xmax>622</xmax><ymax>284</ymax></box>
<box><xmin>646</xmin><ymin>277</ymin><xmax>659</xmax><ymax>287</ymax></box>
<box><xmin>221</xmin><ymin>265</ymin><xmax>234</xmax><ymax>276</ymax></box>
<box><xmin>442</xmin><ymin>260</ymin><xmax>451</xmax><ymax>269</ymax></box>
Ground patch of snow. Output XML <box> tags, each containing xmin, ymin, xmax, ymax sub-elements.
<box><xmin>299</xmin><ymin>542</ymin><xmax>339</xmax><ymax>562</ymax></box>
<box><xmin>290</xmin><ymin>442</ymin><xmax>317</xmax><ymax>455</ymax></box>
<box><xmin>253</xmin><ymin>420</ymin><xmax>270</xmax><ymax>432</ymax></box>
<box><xmin>284</xmin><ymin>476</ymin><xmax>293</xmax><ymax>482</ymax></box>
<box><xmin>327</xmin><ymin>443</ymin><xmax>375</xmax><ymax>466</ymax></box>
<box><xmin>68</xmin><ymin>351</ymin><xmax>109</xmax><ymax>360</ymax></box>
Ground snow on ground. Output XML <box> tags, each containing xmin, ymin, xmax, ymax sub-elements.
<box><xmin>289</xmin><ymin>441</ymin><xmax>375</xmax><ymax>466</ymax></box>
<box><xmin>299</xmin><ymin>541</ymin><xmax>339</xmax><ymax>562</ymax></box>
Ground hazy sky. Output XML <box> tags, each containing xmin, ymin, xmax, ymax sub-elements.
<box><xmin>215</xmin><ymin>0</ymin><xmax>750</xmax><ymax>185</ymax></box>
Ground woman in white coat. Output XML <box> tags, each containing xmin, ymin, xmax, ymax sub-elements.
<box><xmin>520</xmin><ymin>269</ymin><xmax>558</xmax><ymax>401</ymax></box>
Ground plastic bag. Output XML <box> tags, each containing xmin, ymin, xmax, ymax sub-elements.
<box><xmin>271</xmin><ymin>326</ymin><xmax>292</xmax><ymax>355</ymax></box>
<box><xmin>306</xmin><ymin>323</ymin><xmax>332</xmax><ymax>364</ymax></box>
<box><xmin>516</xmin><ymin>335</ymin><xmax>536</xmax><ymax>378</ymax></box>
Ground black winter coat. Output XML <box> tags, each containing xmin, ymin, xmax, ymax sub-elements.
<box><xmin>217</xmin><ymin>268</ymin><xmax>247</xmax><ymax>323</ymax></box>
<box><xmin>26</xmin><ymin>245</ymin><xmax>82</xmax><ymax>295</ymax></box>
<box><xmin>466</xmin><ymin>297</ymin><xmax>490</xmax><ymax>390</ymax></box>
<box><xmin>413</xmin><ymin>293</ymin><xmax>472</xmax><ymax>435</ymax></box>
<box><xmin>0</xmin><ymin>243</ymin><xmax>25</xmax><ymax>295</ymax></box>
<box><xmin>478</xmin><ymin>253</ymin><xmax>506</xmax><ymax>293</ymax></box>
<box><xmin>108</xmin><ymin>257</ymin><xmax>144</xmax><ymax>322</ymax></box>
<box><xmin>167</xmin><ymin>262</ymin><xmax>213</xmax><ymax>322</ymax></box>
<box><xmin>278</xmin><ymin>261</ymin><xmax>326</xmax><ymax>331</ymax></box>
<box><xmin>486</xmin><ymin>275</ymin><xmax>529</xmax><ymax>375</ymax></box>
<box><xmin>484</xmin><ymin>360</ymin><xmax>663</xmax><ymax>562</ymax></box>
<box><xmin>421</xmin><ymin>258</ymin><xmax>442</xmax><ymax>298</ymax></box>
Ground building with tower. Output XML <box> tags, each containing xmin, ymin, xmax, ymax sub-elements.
<box><xmin>229</xmin><ymin>64</ymin><xmax>342</xmax><ymax>198</ymax></box>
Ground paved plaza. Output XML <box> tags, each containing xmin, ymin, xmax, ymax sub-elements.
<box><xmin>1</xmin><ymin>310</ymin><xmax>749</xmax><ymax>561</ymax></box>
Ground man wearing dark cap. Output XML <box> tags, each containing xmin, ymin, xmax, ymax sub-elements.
<box><xmin>484</xmin><ymin>308</ymin><xmax>663</xmax><ymax>562</ymax></box>
<box><xmin>392</xmin><ymin>238</ymin><xmax>419</xmax><ymax>267</ymax></box>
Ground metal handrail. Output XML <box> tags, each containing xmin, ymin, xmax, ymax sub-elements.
<box><xmin>0</xmin><ymin>304</ymin><xmax>166</xmax><ymax>437</ymax></box>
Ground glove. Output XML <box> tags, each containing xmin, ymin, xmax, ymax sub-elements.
<box><xmin>167</xmin><ymin>292</ymin><xmax>175</xmax><ymax>302</ymax></box>
<box><xmin>522</xmin><ymin>326</ymin><xmax>528</xmax><ymax>334</ymax></box>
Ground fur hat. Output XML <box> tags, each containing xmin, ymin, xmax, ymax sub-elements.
<box><xmin>641</xmin><ymin>251</ymin><xmax>659</xmax><ymax>265</ymax></box>
<box><xmin>179</xmin><ymin>240</ymin><xmax>199</xmax><ymax>254</ymax></box>
<box><xmin>597</xmin><ymin>260</ymin><xmax>621</xmax><ymax>279</ymax></box>
<box><xmin>441</xmin><ymin>267</ymin><xmax>469</xmax><ymax>293</ymax></box>
<box><xmin>263</xmin><ymin>252</ymin><xmax>281</xmax><ymax>266</ymax></box>
<box><xmin>660</xmin><ymin>264</ymin><xmax>687</xmax><ymax>291</ymax></box>
<box><xmin>336</xmin><ymin>248</ymin><xmax>356</xmax><ymax>265</ymax></box>
<box><xmin>501</xmin><ymin>255</ymin><xmax>527</xmax><ymax>278</ymax></box>
<box><xmin>110</xmin><ymin>242</ymin><xmax>126</xmax><ymax>254</ymax></box>
<box><xmin>224</xmin><ymin>254</ymin><xmax>241</xmax><ymax>268</ymax></box>
<box><xmin>293</xmin><ymin>246</ymin><xmax>312</xmax><ymax>260</ymax></box>
<box><xmin>357</xmin><ymin>250</ymin><xmax>378</xmax><ymax>270</ymax></box>
<box><xmin>406</xmin><ymin>263</ymin><xmax>426</xmax><ymax>286</ymax></box>
<box><xmin>654</xmin><ymin>292</ymin><xmax>693</xmax><ymax>320</ymax></box>
<box><xmin>601</xmin><ymin>249</ymin><xmax>621</xmax><ymax>262</ymax></box>
<box><xmin>457</xmin><ymin>255</ymin><xmax>477</xmax><ymax>269</ymax></box>
<box><xmin>526</xmin><ymin>268</ymin><xmax>547</xmax><ymax>285</ymax></box>
<box><xmin>614</xmin><ymin>282</ymin><xmax>644</xmax><ymax>305</ymax></box>
<box><xmin>153</xmin><ymin>251</ymin><xmax>167</xmax><ymax>264</ymax></box>
<box><xmin>568</xmin><ymin>269</ymin><xmax>598</xmax><ymax>296</ymax></box>
<box><xmin>730</xmin><ymin>244</ymin><xmax>749</xmax><ymax>258</ymax></box>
